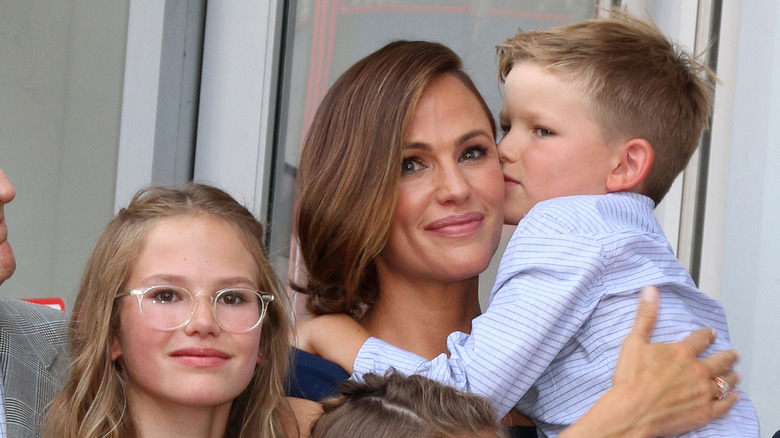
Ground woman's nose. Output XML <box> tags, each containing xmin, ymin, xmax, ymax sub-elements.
<box><xmin>434</xmin><ymin>164</ymin><xmax>470</xmax><ymax>204</ymax></box>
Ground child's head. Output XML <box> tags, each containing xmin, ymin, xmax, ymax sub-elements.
<box><xmin>46</xmin><ymin>183</ymin><xmax>291</xmax><ymax>438</ymax></box>
<box><xmin>496</xmin><ymin>9</ymin><xmax>714</xmax><ymax>220</ymax></box>
<box><xmin>310</xmin><ymin>371</ymin><xmax>508</xmax><ymax>438</ymax></box>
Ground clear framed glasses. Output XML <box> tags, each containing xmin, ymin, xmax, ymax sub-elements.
<box><xmin>116</xmin><ymin>285</ymin><xmax>274</xmax><ymax>333</ymax></box>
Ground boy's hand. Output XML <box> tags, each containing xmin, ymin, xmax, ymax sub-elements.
<box><xmin>294</xmin><ymin>314</ymin><xmax>369</xmax><ymax>374</ymax></box>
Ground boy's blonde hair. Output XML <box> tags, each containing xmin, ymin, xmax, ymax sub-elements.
<box><xmin>497</xmin><ymin>9</ymin><xmax>715</xmax><ymax>204</ymax></box>
<box><xmin>45</xmin><ymin>183</ymin><xmax>292</xmax><ymax>438</ymax></box>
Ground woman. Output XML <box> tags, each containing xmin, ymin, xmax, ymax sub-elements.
<box><xmin>289</xmin><ymin>40</ymin><xmax>738</xmax><ymax>437</ymax></box>
<box><xmin>45</xmin><ymin>184</ymin><xmax>296</xmax><ymax>437</ymax></box>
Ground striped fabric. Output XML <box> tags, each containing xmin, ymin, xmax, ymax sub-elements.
<box><xmin>0</xmin><ymin>380</ymin><xmax>6</xmax><ymax>437</ymax></box>
<box><xmin>354</xmin><ymin>192</ymin><xmax>759</xmax><ymax>437</ymax></box>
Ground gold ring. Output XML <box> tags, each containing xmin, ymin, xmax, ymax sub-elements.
<box><xmin>713</xmin><ymin>376</ymin><xmax>730</xmax><ymax>400</ymax></box>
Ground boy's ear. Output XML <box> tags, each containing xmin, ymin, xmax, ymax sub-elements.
<box><xmin>606</xmin><ymin>138</ymin><xmax>654</xmax><ymax>193</ymax></box>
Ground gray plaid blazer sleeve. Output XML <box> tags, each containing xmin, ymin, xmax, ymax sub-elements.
<box><xmin>0</xmin><ymin>299</ymin><xmax>69</xmax><ymax>438</ymax></box>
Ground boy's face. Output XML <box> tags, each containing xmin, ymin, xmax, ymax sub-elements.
<box><xmin>498</xmin><ymin>62</ymin><xmax>618</xmax><ymax>224</ymax></box>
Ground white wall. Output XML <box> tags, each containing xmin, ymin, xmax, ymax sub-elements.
<box><xmin>720</xmin><ymin>1</ymin><xmax>780</xmax><ymax>435</ymax></box>
<box><xmin>0</xmin><ymin>1</ymin><xmax>129</xmax><ymax>308</ymax></box>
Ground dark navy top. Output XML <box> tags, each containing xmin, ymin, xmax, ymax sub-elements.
<box><xmin>286</xmin><ymin>348</ymin><xmax>537</xmax><ymax>438</ymax></box>
<box><xmin>286</xmin><ymin>348</ymin><xmax>349</xmax><ymax>400</ymax></box>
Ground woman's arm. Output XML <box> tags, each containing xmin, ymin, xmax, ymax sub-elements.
<box><xmin>559</xmin><ymin>287</ymin><xmax>739</xmax><ymax>438</ymax></box>
<box><xmin>294</xmin><ymin>314</ymin><xmax>368</xmax><ymax>373</ymax></box>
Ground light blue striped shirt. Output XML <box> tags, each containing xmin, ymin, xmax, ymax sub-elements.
<box><xmin>355</xmin><ymin>193</ymin><xmax>759</xmax><ymax>437</ymax></box>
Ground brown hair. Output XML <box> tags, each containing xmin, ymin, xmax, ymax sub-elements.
<box><xmin>310</xmin><ymin>371</ymin><xmax>508</xmax><ymax>438</ymax></box>
<box><xmin>497</xmin><ymin>9</ymin><xmax>715</xmax><ymax>204</ymax></box>
<box><xmin>295</xmin><ymin>40</ymin><xmax>495</xmax><ymax>317</ymax></box>
<box><xmin>45</xmin><ymin>183</ymin><xmax>292</xmax><ymax>438</ymax></box>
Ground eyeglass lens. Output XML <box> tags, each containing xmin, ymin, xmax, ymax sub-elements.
<box><xmin>139</xmin><ymin>286</ymin><xmax>269</xmax><ymax>332</ymax></box>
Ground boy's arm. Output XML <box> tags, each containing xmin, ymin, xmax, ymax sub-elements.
<box><xmin>353</xmin><ymin>230</ymin><xmax>605</xmax><ymax>418</ymax></box>
<box><xmin>294</xmin><ymin>313</ymin><xmax>369</xmax><ymax>373</ymax></box>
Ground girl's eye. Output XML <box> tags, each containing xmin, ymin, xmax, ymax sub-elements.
<box><xmin>534</xmin><ymin>127</ymin><xmax>553</xmax><ymax>137</ymax></box>
<box><xmin>401</xmin><ymin>157</ymin><xmax>425</xmax><ymax>174</ymax></box>
<box><xmin>148</xmin><ymin>288</ymin><xmax>184</xmax><ymax>304</ymax></box>
<box><xmin>460</xmin><ymin>146</ymin><xmax>488</xmax><ymax>162</ymax></box>
<box><xmin>218</xmin><ymin>291</ymin><xmax>245</xmax><ymax>306</ymax></box>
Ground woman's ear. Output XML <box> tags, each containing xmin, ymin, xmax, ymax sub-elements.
<box><xmin>256</xmin><ymin>351</ymin><xmax>263</xmax><ymax>365</ymax></box>
<box><xmin>606</xmin><ymin>138</ymin><xmax>654</xmax><ymax>193</ymax></box>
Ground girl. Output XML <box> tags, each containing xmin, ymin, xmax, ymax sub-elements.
<box><xmin>46</xmin><ymin>183</ymin><xmax>294</xmax><ymax>438</ymax></box>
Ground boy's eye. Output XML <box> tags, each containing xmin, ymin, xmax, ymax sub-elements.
<box><xmin>534</xmin><ymin>127</ymin><xmax>553</xmax><ymax>137</ymax></box>
<box><xmin>401</xmin><ymin>157</ymin><xmax>424</xmax><ymax>174</ymax></box>
<box><xmin>499</xmin><ymin>124</ymin><xmax>510</xmax><ymax>136</ymax></box>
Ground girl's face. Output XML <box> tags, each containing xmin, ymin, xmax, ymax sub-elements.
<box><xmin>375</xmin><ymin>75</ymin><xmax>505</xmax><ymax>285</ymax></box>
<box><xmin>111</xmin><ymin>214</ymin><xmax>263</xmax><ymax>411</ymax></box>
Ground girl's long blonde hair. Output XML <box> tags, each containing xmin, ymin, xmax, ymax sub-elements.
<box><xmin>45</xmin><ymin>183</ymin><xmax>292</xmax><ymax>438</ymax></box>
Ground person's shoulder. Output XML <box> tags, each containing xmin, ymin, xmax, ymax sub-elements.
<box><xmin>0</xmin><ymin>297</ymin><xmax>68</xmax><ymax>323</ymax></box>
<box><xmin>524</xmin><ymin>193</ymin><xmax>656</xmax><ymax>235</ymax></box>
<box><xmin>287</xmin><ymin>347</ymin><xmax>349</xmax><ymax>401</ymax></box>
<box><xmin>520</xmin><ymin>195</ymin><xmax>606</xmax><ymax>234</ymax></box>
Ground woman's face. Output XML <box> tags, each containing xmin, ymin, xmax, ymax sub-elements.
<box><xmin>375</xmin><ymin>74</ymin><xmax>504</xmax><ymax>285</ymax></box>
<box><xmin>111</xmin><ymin>214</ymin><xmax>263</xmax><ymax>411</ymax></box>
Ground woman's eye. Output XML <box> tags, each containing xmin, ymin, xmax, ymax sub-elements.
<box><xmin>401</xmin><ymin>157</ymin><xmax>424</xmax><ymax>174</ymax></box>
<box><xmin>460</xmin><ymin>146</ymin><xmax>487</xmax><ymax>162</ymax></box>
<box><xmin>534</xmin><ymin>127</ymin><xmax>553</xmax><ymax>137</ymax></box>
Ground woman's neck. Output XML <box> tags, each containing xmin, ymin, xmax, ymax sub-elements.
<box><xmin>128</xmin><ymin>392</ymin><xmax>232</xmax><ymax>438</ymax></box>
<box><xmin>360</xmin><ymin>275</ymin><xmax>481</xmax><ymax>360</ymax></box>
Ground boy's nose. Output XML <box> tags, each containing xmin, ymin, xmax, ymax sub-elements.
<box><xmin>497</xmin><ymin>135</ymin><xmax>520</xmax><ymax>164</ymax></box>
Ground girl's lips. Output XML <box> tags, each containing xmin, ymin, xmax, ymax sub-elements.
<box><xmin>425</xmin><ymin>212</ymin><xmax>483</xmax><ymax>236</ymax></box>
<box><xmin>170</xmin><ymin>348</ymin><xmax>231</xmax><ymax>367</ymax></box>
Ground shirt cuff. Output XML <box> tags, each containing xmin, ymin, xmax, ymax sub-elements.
<box><xmin>352</xmin><ymin>336</ymin><xmax>427</xmax><ymax>380</ymax></box>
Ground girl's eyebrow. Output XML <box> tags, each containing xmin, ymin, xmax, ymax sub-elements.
<box><xmin>138</xmin><ymin>273</ymin><xmax>186</xmax><ymax>286</ymax></box>
<box><xmin>135</xmin><ymin>274</ymin><xmax>258</xmax><ymax>290</ymax></box>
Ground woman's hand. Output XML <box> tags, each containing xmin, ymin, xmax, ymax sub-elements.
<box><xmin>561</xmin><ymin>286</ymin><xmax>740</xmax><ymax>438</ymax></box>
<box><xmin>612</xmin><ymin>286</ymin><xmax>739</xmax><ymax>436</ymax></box>
<box><xmin>294</xmin><ymin>314</ymin><xmax>369</xmax><ymax>373</ymax></box>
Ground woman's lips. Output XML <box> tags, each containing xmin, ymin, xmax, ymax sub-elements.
<box><xmin>425</xmin><ymin>212</ymin><xmax>483</xmax><ymax>236</ymax></box>
<box><xmin>170</xmin><ymin>348</ymin><xmax>231</xmax><ymax>367</ymax></box>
